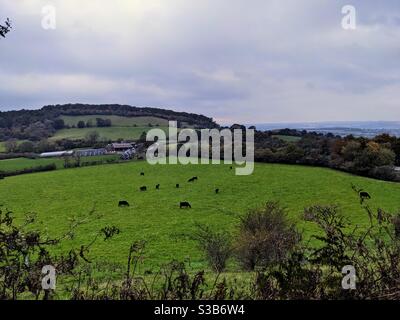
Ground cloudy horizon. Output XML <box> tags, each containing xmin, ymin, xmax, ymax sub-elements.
<box><xmin>0</xmin><ymin>0</ymin><xmax>399</xmax><ymax>125</ymax></box>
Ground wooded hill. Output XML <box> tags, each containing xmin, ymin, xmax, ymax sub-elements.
<box><xmin>0</xmin><ymin>104</ymin><xmax>219</xmax><ymax>141</ymax></box>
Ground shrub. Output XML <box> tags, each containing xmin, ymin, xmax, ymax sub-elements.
<box><xmin>0</xmin><ymin>208</ymin><xmax>78</xmax><ymax>299</ymax></box>
<box><xmin>192</xmin><ymin>224</ymin><xmax>231</xmax><ymax>273</ymax></box>
<box><xmin>235</xmin><ymin>201</ymin><xmax>299</xmax><ymax>270</ymax></box>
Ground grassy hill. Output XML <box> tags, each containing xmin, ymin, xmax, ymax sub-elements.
<box><xmin>0</xmin><ymin>104</ymin><xmax>218</xmax><ymax>144</ymax></box>
<box><xmin>59</xmin><ymin>115</ymin><xmax>169</xmax><ymax>127</ymax></box>
<box><xmin>50</xmin><ymin>126</ymin><xmax>161</xmax><ymax>141</ymax></box>
<box><xmin>53</xmin><ymin>115</ymin><xmax>173</xmax><ymax>141</ymax></box>
<box><xmin>1</xmin><ymin>161</ymin><xmax>399</xmax><ymax>272</ymax></box>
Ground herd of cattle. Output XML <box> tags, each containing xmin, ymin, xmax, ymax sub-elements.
<box><xmin>116</xmin><ymin>167</ymin><xmax>372</xmax><ymax>209</ymax></box>
<box><xmin>117</xmin><ymin>167</ymin><xmax>233</xmax><ymax>209</ymax></box>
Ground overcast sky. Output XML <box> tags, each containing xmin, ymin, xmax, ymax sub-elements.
<box><xmin>0</xmin><ymin>0</ymin><xmax>399</xmax><ymax>124</ymax></box>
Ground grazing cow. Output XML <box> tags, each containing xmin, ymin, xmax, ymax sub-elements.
<box><xmin>351</xmin><ymin>184</ymin><xmax>372</xmax><ymax>205</ymax></box>
<box><xmin>188</xmin><ymin>176</ymin><xmax>198</xmax><ymax>182</ymax></box>
<box><xmin>156</xmin><ymin>184</ymin><xmax>160</xmax><ymax>190</ymax></box>
<box><xmin>140</xmin><ymin>172</ymin><xmax>145</xmax><ymax>176</ymax></box>
<box><xmin>359</xmin><ymin>191</ymin><xmax>371</xmax><ymax>204</ymax></box>
<box><xmin>230</xmin><ymin>166</ymin><xmax>233</xmax><ymax>170</ymax></box>
<box><xmin>140</xmin><ymin>186</ymin><xmax>147</xmax><ymax>192</ymax></box>
<box><xmin>215</xmin><ymin>188</ymin><xmax>219</xmax><ymax>194</ymax></box>
<box><xmin>176</xmin><ymin>184</ymin><xmax>180</xmax><ymax>188</ymax></box>
<box><xmin>118</xmin><ymin>200</ymin><xmax>130</xmax><ymax>207</ymax></box>
<box><xmin>180</xmin><ymin>201</ymin><xmax>192</xmax><ymax>209</ymax></box>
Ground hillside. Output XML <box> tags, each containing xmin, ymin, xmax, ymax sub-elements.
<box><xmin>1</xmin><ymin>161</ymin><xmax>399</xmax><ymax>271</ymax></box>
<box><xmin>49</xmin><ymin>126</ymin><xmax>156</xmax><ymax>141</ymax></box>
<box><xmin>59</xmin><ymin>115</ymin><xmax>169</xmax><ymax>127</ymax></box>
<box><xmin>0</xmin><ymin>104</ymin><xmax>218</xmax><ymax>143</ymax></box>
<box><xmin>52</xmin><ymin>115</ymin><xmax>171</xmax><ymax>141</ymax></box>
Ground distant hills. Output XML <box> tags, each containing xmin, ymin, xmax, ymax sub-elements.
<box><xmin>252</xmin><ymin>121</ymin><xmax>400</xmax><ymax>138</ymax></box>
<box><xmin>41</xmin><ymin>104</ymin><xmax>218</xmax><ymax>128</ymax></box>
<box><xmin>0</xmin><ymin>104</ymin><xmax>219</xmax><ymax>142</ymax></box>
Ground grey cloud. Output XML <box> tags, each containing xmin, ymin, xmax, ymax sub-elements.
<box><xmin>0</xmin><ymin>0</ymin><xmax>400</xmax><ymax>124</ymax></box>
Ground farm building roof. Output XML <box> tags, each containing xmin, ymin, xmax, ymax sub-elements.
<box><xmin>75</xmin><ymin>148</ymin><xmax>106</xmax><ymax>156</ymax></box>
<box><xmin>40</xmin><ymin>151</ymin><xmax>74</xmax><ymax>158</ymax></box>
<box><xmin>76</xmin><ymin>148</ymin><xmax>106</xmax><ymax>153</ymax></box>
<box><xmin>110</xmin><ymin>143</ymin><xmax>134</xmax><ymax>148</ymax></box>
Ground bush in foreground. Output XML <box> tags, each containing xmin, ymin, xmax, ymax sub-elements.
<box><xmin>192</xmin><ymin>224</ymin><xmax>232</xmax><ymax>273</ymax></box>
<box><xmin>235</xmin><ymin>201</ymin><xmax>300</xmax><ymax>271</ymax></box>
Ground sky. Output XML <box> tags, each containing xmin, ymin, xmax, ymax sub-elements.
<box><xmin>0</xmin><ymin>0</ymin><xmax>399</xmax><ymax>125</ymax></box>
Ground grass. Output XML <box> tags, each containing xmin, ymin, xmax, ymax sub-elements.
<box><xmin>53</xmin><ymin>115</ymin><xmax>193</xmax><ymax>141</ymax></box>
<box><xmin>50</xmin><ymin>127</ymin><xmax>168</xmax><ymax>141</ymax></box>
<box><xmin>0</xmin><ymin>157</ymin><xmax>64</xmax><ymax>171</ymax></box>
<box><xmin>0</xmin><ymin>155</ymin><xmax>120</xmax><ymax>173</ymax></box>
<box><xmin>1</xmin><ymin>161</ymin><xmax>400</xmax><ymax>273</ymax></box>
<box><xmin>272</xmin><ymin>135</ymin><xmax>302</xmax><ymax>142</ymax></box>
<box><xmin>59</xmin><ymin>115</ymin><xmax>169</xmax><ymax>127</ymax></box>
<box><xmin>54</xmin><ymin>115</ymin><xmax>170</xmax><ymax>141</ymax></box>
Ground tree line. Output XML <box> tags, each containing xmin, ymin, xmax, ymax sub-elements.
<box><xmin>252</xmin><ymin>129</ymin><xmax>400</xmax><ymax>182</ymax></box>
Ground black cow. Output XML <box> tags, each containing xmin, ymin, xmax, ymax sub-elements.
<box><xmin>188</xmin><ymin>176</ymin><xmax>198</xmax><ymax>182</ymax></box>
<box><xmin>180</xmin><ymin>201</ymin><xmax>192</xmax><ymax>209</ymax></box>
<box><xmin>140</xmin><ymin>186</ymin><xmax>147</xmax><ymax>191</ymax></box>
<box><xmin>176</xmin><ymin>184</ymin><xmax>180</xmax><ymax>188</ymax></box>
<box><xmin>359</xmin><ymin>191</ymin><xmax>371</xmax><ymax>204</ymax></box>
<box><xmin>230</xmin><ymin>166</ymin><xmax>233</xmax><ymax>170</ymax></box>
<box><xmin>140</xmin><ymin>172</ymin><xmax>145</xmax><ymax>176</ymax></box>
<box><xmin>118</xmin><ymin>200</ymin><xmax>130</xmax><ymax>207</ymax></box>
<box><xmin>156</xmin><ymin>184</ymin><xmax>160</xmax><ymax>190</ymax></box>
<box><xmin>215</xmin><ymin>188</ymin><xmax>219</xmax><ymax>194</ymax></box>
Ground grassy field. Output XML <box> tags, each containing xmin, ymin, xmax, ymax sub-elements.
<box><xmin>1</xmin><ymin>161</ymin><xmax>400</xmax><ymax>273</ymax></box>
<box><xmin>49</xmin><ymin>126</ymin><xmax>168</xmax><ymax>141</ymax></box>
<box><xmin>53</xmin><ymin>115</ymin><xmax>169</xmax><ymax>141</ymax></box>
<box><xmin>272</xmin><ymin>135</ymin><xmax>302</xmax><ymax>142</ymax></box>
<box><xmin>59</xmin><ymin>115</ymin><xmax>169</xmax><ymax>127</ymax></box>
<box><xmin>0</xmin><ymin>155</ymin><xmax>120</xmax><ymax>172</ymax></box>
<box><xmin>0</xmin><ymin>157</ymin><xmax>64</xmax><ymax>171</ymax></box>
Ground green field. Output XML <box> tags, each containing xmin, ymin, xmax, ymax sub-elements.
<box><xmin>59</xmin><ymin>115</ymin><xmax>169</xmax><ymax>127</ymax></box>
<box><xmin>0</xmin><ymin>157</ymin><xmax>64</xmax><ymax>171</ymax></box>
<box><xmin>0</xmin><ymin>155</ymin><xmax>120</xmax><ymax>173</ymax></box>
<box><xmin>50</xmin><ymin>126</ymin><xmax>167</xmax><ymax>141</ymax></box>
<box><xmin>272</xmin><ymin>135</ymin><xmax>302</xmax><ymax>142</ymax></box>
<box><xmin>1</xmin><ymin>161</ymin><xmax>399</xmax><ymax>272</ymax></box>
<box><xmin>53</xmin><ymin>115</ymin><xmax>169</xmax><ymax>141</ymax></box>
